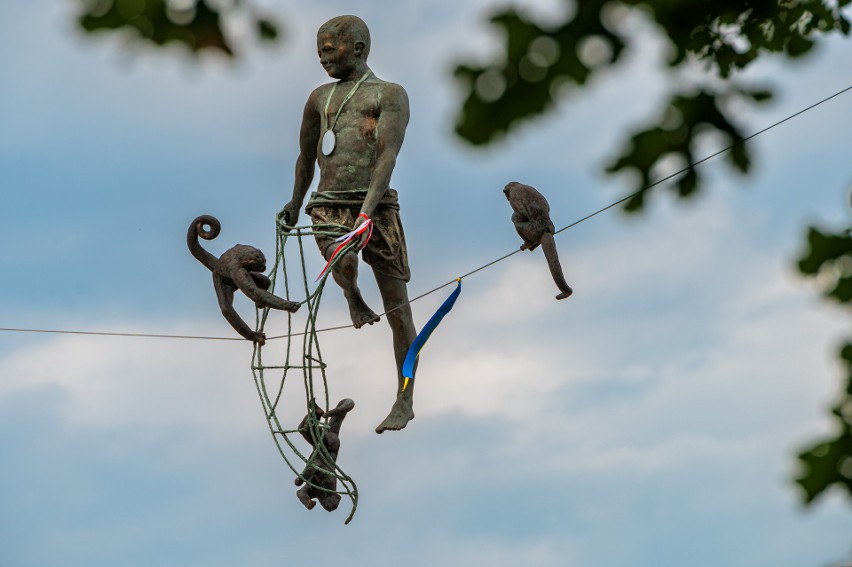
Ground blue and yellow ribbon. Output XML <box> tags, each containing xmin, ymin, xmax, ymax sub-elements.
<box><xmin>401</xmin><ymin>278</ymin><xmax>462</xmax><ymax>391</ymax></box>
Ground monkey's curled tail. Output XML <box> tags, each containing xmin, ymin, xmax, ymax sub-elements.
<box><xmin>540</xmin><ymin>232</ymin><xmax>573</xmax><ymax>300</ymax></box>
<box><xmin>187</xmin><ymin>215</ymin><xmax>221</xmax><ymax>272</ymax></box>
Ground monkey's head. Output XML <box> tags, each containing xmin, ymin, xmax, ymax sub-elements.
<box><xmin>503</xmin><ymin>181</ymin><xmax>531</xmax><ymax>213</ymax></box>
<box><xmin>504</xmin><ymin>181</ymin><xmax>551</xmax><ymax>212</ymax></box>
<box><xmin>233</xmin><ymin>244</ymin><xmax>268</xmax><ymax>272</ymax></box>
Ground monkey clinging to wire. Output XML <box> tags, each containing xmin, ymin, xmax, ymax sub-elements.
<box><xmin>503</xmin><ymin>182</ymin><xmax>573</xmax><ymax>300</ymax></box>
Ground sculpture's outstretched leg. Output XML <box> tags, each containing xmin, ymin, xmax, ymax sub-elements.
<box><xmin>373</xmin><ymin>272</ymin><xmax>417</xmax><ymax>433</ymax></box>
<box><xmin>330</xmin><ymin>252</ymin><xmax>380</xmax><ymax>328</ymax></box>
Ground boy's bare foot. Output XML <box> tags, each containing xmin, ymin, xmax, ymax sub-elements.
<box><xmin>348</xmin><ymin>300</ymin><xmax>380</xmax><ymax>328</ymax></box>
<box><xmin>375</xmin><ymin>397</ymin><xmax>414</xmax><ymax>433</ymax></box>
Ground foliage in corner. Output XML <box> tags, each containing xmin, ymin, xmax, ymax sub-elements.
<box><xmin>454</xmin><ymin>0</ymin><xmax>850</xmax><ymax>210</ymax></box>
<box><xmin>77</xmin><ymin>0</ymin><xmax>281</xmax><ymax>58</ymax></box>
<box><xmin>795</xmin><ymin>225</ymin><xmax>852</xmax><ymax>504</ymax></box>
<box><xmin>604</xmin><ymin>87</ymin><xmax>771</xmax><ymax>211</ymax></box>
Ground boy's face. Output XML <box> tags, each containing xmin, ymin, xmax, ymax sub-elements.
<box><xmin>317</xmin><ymin>31</ymin><xmax>360</xmax><ymax>79</ymax></box>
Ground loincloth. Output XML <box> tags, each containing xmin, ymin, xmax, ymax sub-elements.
<box><xmin>306</xmin><ymin>189</ymin><xmax>411</xmax><ymax>282</ymax></box>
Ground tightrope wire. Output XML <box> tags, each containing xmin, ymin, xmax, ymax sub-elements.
<box><xmin>0</xmin><ymin>327</ymin><xmax>244</xmax><ymax>340</ymax></box>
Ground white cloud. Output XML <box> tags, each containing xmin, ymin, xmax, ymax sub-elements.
<box><xmin>0</xmin><ymin>324</ymin><xmax>258</xmax><ymax>441</ymax></box>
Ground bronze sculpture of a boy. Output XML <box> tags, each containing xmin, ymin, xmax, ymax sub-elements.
<box><xmin>280</xmin><ymin>15</ymin><xmax>417</xmax><ymax>433</ymax></box>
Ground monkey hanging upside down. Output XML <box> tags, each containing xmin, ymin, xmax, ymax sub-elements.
<box><xmin>295</xmin><ymin>398</ymin><xmax>356</xmax><ymax>516</ymax></box>
<box><xmin>503</xmin><ymin>182</ymin><xmax>573</xmax><ymax>300</ymax></box>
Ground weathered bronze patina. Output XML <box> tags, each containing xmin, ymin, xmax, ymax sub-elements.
<box><xmin>295</xmin><ymin>398</ymin><xmax>355</xmax><ymax>515</ymax></box>
<box><xmin>504</xmin><ymin>182</ymin><xmax>573</xmax><ymax>300</ymax></box>
<box><xmin>280</xmin><ymin>15</ymin><xmax>418</xmax><ymax>433</ymax></box>
<box><xmin>188</xmin><ymin>215</ymin><xmax>300</xmax><ymax>344</ymax></box>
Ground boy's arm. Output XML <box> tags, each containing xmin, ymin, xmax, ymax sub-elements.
<box><xmin>280</xmin><ymin>90</ymin><xmax>322</xmax><ymax>225</ymax></box>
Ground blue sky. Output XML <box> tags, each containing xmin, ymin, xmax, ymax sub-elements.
<box><xmin>1</xmin><ymin>1</ymin><xmax>851</xmax><ymax>566</ymax></box>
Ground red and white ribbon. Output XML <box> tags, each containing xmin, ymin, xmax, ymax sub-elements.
<box><xmin>316</xmin><ymin>213</ymin><xmax>374</xmax><ymax>281</ymax></box>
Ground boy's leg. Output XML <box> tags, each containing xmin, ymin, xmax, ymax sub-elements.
<box><xmin>373</xmin><ymin>271</ymin><xmax>417</xmax><ymax>433</ymax></box>
<box><xmin>327</xmin><ymin>249</ymin><xmax>380</xmax><ymax>328</ymax></box>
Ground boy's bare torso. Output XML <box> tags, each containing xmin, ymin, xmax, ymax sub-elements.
<box><xmin>310</xmin><ymin>78</ymin><xmax>407</xmax><ymax>193</ymax></box>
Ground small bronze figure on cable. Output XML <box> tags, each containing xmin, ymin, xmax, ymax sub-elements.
<box><xmin>187</xmin><ymin>215</ymin><xmax>300</xmax><ymax>344</ymax></box>
<box><xmin>295</xmin><ymin>398</ymin><xmax>356</xmax><ymax>517</ymax></box>
<box><xmin>504</xmin><ymin>182</ymin><xmax>573</xmax><ymax>300</ymax></box>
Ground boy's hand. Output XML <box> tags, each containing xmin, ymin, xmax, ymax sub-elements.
<box><xmin>352</xmin><ymin>213</ymin><xmax>372</xmax><ymax>249</ymax></box>
<box><xmin>277</xmin><ymin>201</ymin><xmax>300</xmax><ymax>227</ymax></box>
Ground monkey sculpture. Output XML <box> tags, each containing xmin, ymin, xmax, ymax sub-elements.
<box><xmin>295</xmin><ymin>398</ymin><xmax>356</xmax><ymax>515</ymax></box>
<box><xmin>187</xmin><ymin>215</ymin><xmax>300</xmax><ymax>345</ymax></box>
<box><xmin>503</xmin><ymin>182</ymin><xmax>573</xmax><ymax>300</ymax></box>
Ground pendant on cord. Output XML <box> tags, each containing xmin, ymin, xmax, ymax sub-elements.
<box><xmin>321</xmin><ymin>130</ymin><xmax>336</xmax><ymax>156</ymax></box>
<box><xmin>320</xmin><ymin>70</ymin><xmax>372</xmax><ymax>158</ymax></box>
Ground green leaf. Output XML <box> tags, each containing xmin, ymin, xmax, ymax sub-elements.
<box><xmin>78</xmin><ymin>0</ymin><xmax>233</xmax><ymax>56</ymax></box>
<box><xmin>715</xmin><ymin>44</ymin><xmax>737</xmax><ymax>78</ymax></box>
<box><xmin>741</xmin><ymin>89</ymin><xmax>773</xmax><ymax>102</ymax></box>
<box><xmin>604</xmin><ymin>88</ymin><xmax>751</xmax><ymax>211</ymax></box>
<box><xmin>829</xmin><ymin>276</ymin><xmax>852</xmax><ymax>303</ymax></box>
<box><xmin>452</xmin><ymin>0</ymin><xmax>625</xmax><ymax>146</ymax></box>
<box><xmin>76</xmin><ymin>0</ymin><xmax>283</xmax><ymax>58</ymax></box>
<box><xmin>729</xmin><ymin>139</ymin><xmax>750</xmax><ymax>173</ymax></box>
<box><xmin>786</xmin><ymin>33</ymin><xmax>815</xmax><ymax>56</ymax></box>
<box><xmin>841</xmin><ymin>343</ymin><xmax>852</xmax><ymax>367</ymax></box>
<box><xmin>257</xmin><ymin>19</ymin><xmax>279</xmax><ymax>41</ymax></box>
<box><xmin>795</xmin><ymin>434</ymin><xmax>852</xmax><ymax>504</ymax></box>
<box><xmin>796</xmin><ymin>227</ymin><xmax>852</xmax><ymax>293</ymax></box>
<box><xmin>676</xmin><ymin>167</ymin><xmax>698</xmax><ymax>197</ymax></box>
